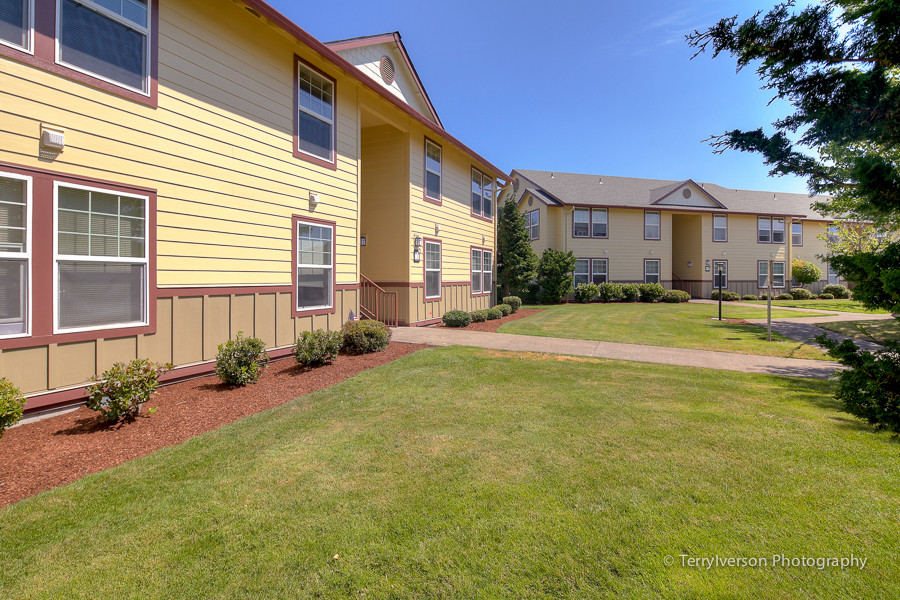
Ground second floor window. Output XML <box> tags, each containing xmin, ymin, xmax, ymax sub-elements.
<box><xmin>791</xmin><ymin>221</ymin><xmax>803</xmax><ymax>246</ymax></box>
<box><xmin>526</xmin><ymin>209</ymin><xmax>539</xmax><ymax>240</ymax></box>
<box><xmin>592</xmin><ymin>208</ymin><xmax>608</xmax><ymax>237</ymax></box>
<box><xmin>645</xmin><ymin>211</ymin><xmax>660</xmax><ymax>240</ymax></box>
<box><xmin>296</xmin><ymin>61</ymin><xmax>335</xmax><ymax>163</ymax></box>
<box><xmin>471</xmin><ymin>168</ymin><xmax>493</xmax><ymax>219</ymax></box>
<box><xmin>713</xmin><ymin>214</ymin><xmax>727</xmax><ymax>242</ymax></box>
<box><xmin>0</xmin><ymin>0</ymin><xmax>31</xmax><ymax>51</ymax></box>
<box><xmin>758</xmin><ymin>216</ymin><xmax>785</xmax><ymax>243</ymax></box>
<box><xmin>424</xmin><ymin>140</ymin><xmax>441</xmax><ymax>202</ymax></box>
<box><xmin>573</xmin><ymin>208</ymin><xmax>589</xmax><ymax>237</ymax></box>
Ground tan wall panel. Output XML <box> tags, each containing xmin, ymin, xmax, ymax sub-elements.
<box><xmin>1</xmin><ymin>347</ymin><xmax>49</xmax><ymax>394</ymax></box>
<box><xmin>97</xmin><ymin>337</ymin><xmax>138</xmax><ymax>374</ymax></box>
<box><xmin>172</xmin><ymin>296</ymin><xmax>204</xmax><ymax>365</ymax></box>
<box><xmin>143</xmin><ymin>297</ymin><xmax>174</xmax><ymax>365</ymax></box>
<box><xmin>276</xmin><ymin>291</ymin><xmax>297</xmax><ymax>348</ymax></box>
<box><xmin>254</xmin><ymin>293</ymin><xmax>277</xmax><ymax>348</ymax></box>
<box><xmin>231</xmin><ymin>295</ymin><xmax>256</xmax><ymax>339</ymax></box>
<box><xmin>54</xmin><ymin>342</ymin><xmax>96</xmax><ymax>388</ymax></box>
<box><xmin>203</xmin><ymin>295</ymin><xmax>232</xmax><ymax>361</ymax></box>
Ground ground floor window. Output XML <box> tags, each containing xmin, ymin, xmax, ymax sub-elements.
<box><xmin>644</xmin><ymin>259</ymin><xmax>660</xmax><ymax>284</ymax></box>
<box><xmin>0</xmin><ymin>172</ymin><xmax>30</xmax><ymax>337</ymax></box>
<box><xmin>295</xmin><ymin>219</ymin><xmax>334</xmax><ymax>311</ymax></box>
<box><xmin>758</xmin><ymin>260</ymin><xmax>785</xmax><ymax>289</ymax></box>
<box><xmin>592</xmin><ymin>258</ymin><xmax>607</xmax><ymax>284</ymax></box>
<box><xmin>713</xmin><ymin>260</ymin><xmax>727</xmax><ymax>289</ymax></box>
<box><xmin>828</xmin><ymin>262</ymin><xmax>840</xmax><ymax>285</ymax></box>
<box><xmin>55</xmin><ymin>183</ymin><xmax>148</xmax><ymax>331</ymax></box>
<box><xmin>471</xmin><ymin>248</ymin><xmax>492</xmax><ymax>295</ymax></box>
<box><xmin>574</xmin><ymin>258</ymin><xmax>589</xmax><ymax>287</ymax></box>
<box><xmin>424</xmin><ymin>240</ymin><xmax>441</xmax><ymax>299</ymax></box>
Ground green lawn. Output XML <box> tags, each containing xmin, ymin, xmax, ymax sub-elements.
<box><xmin>816</xmin><ymin>318</ymin><xmax>900</xmax><ymax>343</ymax></box>
<box><xmin>1</xmin><ymin>347</ymin><xmax>897</xmax><ymax>598</ymax></box>
<box><xmin>744</xmin><ymin>299</ymin><xmax>889</xmax><ymax>314</ymax></box>
<box><xmin>502</xmin><ymin>303</ymin><xmax>828</xmax><ymax>360</ymax></box>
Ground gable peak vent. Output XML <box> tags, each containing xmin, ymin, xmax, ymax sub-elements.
<box><xmin>380</xmin><ymin>56</ymin><xmax>395</xmax><ymax>85</ymax></box>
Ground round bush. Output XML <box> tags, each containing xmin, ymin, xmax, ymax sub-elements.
<box><xmin>573</xmin><ymin>282</ymin><xmax>600</xmax><ymax>304</ymax></box>
<box><xmin>790</xmin><ymin>287</ymin><xmax>814</xmax><ymax>300</ymax></box>
<box><xmin>777</xmin><ymin>293</ymin><xmax>794</xmax><ymax>300</ymax></box>
<box><xmin>621</xmin><ymin>284</ymin><xmax>641</xmax><ymax>303</ymax></box>
<box><xmin>502</xmin><ymin>296</ymin><xmax>522</xmax><ymax>313</ymax></box>
<box><xmin>819</xmin><ymin>293</ymin><xmax>835</xmax><ymax>300</ymax></box>
<box><xmin>742</xmin><ymin>294</ymin><xmax>759</xmax><ymax>301</ymax></box>
<box><xmin>822</xmin><ymin>284</ymin><xmax>851</xmax><ymax>299</ymax></box>
<box><xmin>0</xmin><ymin>377</ymin><xmax>27</xmax><ymax>439</ymax></box>
<box><xmin>598</xmin><ymin>283</ymin><xmax>624</xmax><ymax>303</ymax></box>
<box><xmin>343</xmin><ymin>320</ymin><xmax>391</xmax><ymax>354</ymax></box>
<box><xmin>442</xmin><ymin>310</ymin><xmax>472</xmax><ymax>328</ymax></box>
<box><xmin>486</xmin><ymin>307</ymin><xmax>503</xmax><ymax>320</ymax></box>
<box><xmin>711</xmin><ymin>291</ymin><xmax>740</xmax><ymax>301</ymax></box>
<box><xmin>216</xmin><ymin>332</ymin><xmax>269</xmax><ymax>386</ymax></box>
<box><xmin>662</xmin><ymin>290</ymin><xmax>691</xmax><ymax>303</ymax></box>
<box><xmin>496</xmin><ymin>303</ymin><xmax>513</xmax><ymax>316</ymax></box>
<box><xmin>86</xmin><ymin>359</ymin><xmax>171</xmax><ymax>421</ymax></box>
<box><xmin>760</xmin><ymin>294</ymin><xmax>769</xmax><ymax>300</ymax></box>
<box><xmin>470</xmin><ymin>310</ymin><xmax>489</xmax><ymax>323</ymax></box>
<box><xmin>294</xmin><ymin>329</ymin><xmax>343</xmax><ymax>366</ymax></box>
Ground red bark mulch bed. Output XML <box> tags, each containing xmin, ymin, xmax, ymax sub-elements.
<box><xmin>0</xmin><ymin>342</ymin><xmax>427</xmax><ymax>508</ymax></box>
<box><xmin>436</xmin><ymin>308</ymin><xmax>542</xmax><ymax>332</ymax></box>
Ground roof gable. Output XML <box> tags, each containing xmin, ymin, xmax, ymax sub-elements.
<box><xmin>651</xmin><ymin>180</ymin><xmax>725</xmax><ymax>209</ymax></box>
<box><xmin>326</xmin><ymin>32</ymin><xmax>441</xmax><ymax>127</ymax></box>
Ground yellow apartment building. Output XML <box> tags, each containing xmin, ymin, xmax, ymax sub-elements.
<box><xmin>0</xmin><ymin>0</ymin><xmax>505</xmax><ymax>411</ymax></box>
<box><xmin>512</xmin><ymin>170</ymin><xmax>846</xmax><ymax>298</ymax></box>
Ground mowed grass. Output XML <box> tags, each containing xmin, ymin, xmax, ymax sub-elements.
<box><xmin>745</xmin><ymin>299</ymin><xmax>889</xmax><ymax>314</ymax></box>
<box><xmin>501</xmin><ymin>303</ymin><xmax>828</xmax><ymax>359</ymax></box>
<box><xmin>2</xmin><ymin>347</ymin><xmax>898</xmax><ymax>599</ymax></box>
<box><xmin>816</xmin><ymin>318</ymin><xmax>900</xmax><ymax>343</ymax></box>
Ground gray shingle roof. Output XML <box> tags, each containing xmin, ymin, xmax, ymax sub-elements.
<box><xmin>513</xmin><ymin>169</ymin><xmax>831</xmax><ymax>219</ymax></box>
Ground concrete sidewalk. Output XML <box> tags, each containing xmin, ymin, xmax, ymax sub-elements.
<box><xmin>391</xmin><ymin>327</ymin><xmax>841</xmax><ymax>379</ymax></box>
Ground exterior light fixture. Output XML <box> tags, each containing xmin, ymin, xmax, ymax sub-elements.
<box><xmin>413</xmin><ymin>236</ymin><xmax>422</xmax><ymax>263</ymax></box>
<box><xmin>360</xmin><ymin>236</ymin><xmax>367</xmax><ymax>247</ymax></box>
<box><xmin>705</xmin><ymin>259</ymin><xmax>711</xmax><ymax>266</ymax></box>
<box><xmin>308</xmin><ymin>192</ymin><xmax>320</xmax><ymax>208</ymax></box>
<box><xmin>414</xmin><ymin>236</ymin><xmax>422</xmax><ymax>248</ymax></box>
<box><xmin>687</xmin><ymin>261</ymin><xmax>693</xmax><ymax>267</ymax></box>
<box><xmin>435</xmin><ymin>223</ymin><xmax>441</xmax><ymax>234</ymax></box>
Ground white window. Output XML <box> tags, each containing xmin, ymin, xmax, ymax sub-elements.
<box><xmin>424</xmin><ymin>240</ymin><xmax>441</xmax><ymax>299</ymax></box>
<box><xmin>471</xmin><ymin>168</ymin><xmax>493</xmax><ymax>218</ymax></box>
<box><xmin>791</xmin><ymin>221</ymin><xmax>802</xmax><ymax>246</ymax></box>
<box><xmin>0</xmin><ymin>0</ymin><xmax>32</xmax><ymax>52</ymax></box>
<box><xmin>55</xmin><ymin>183</ymin><xmax>148</xmax><ymax>332</ymax></box>
<box><xmin>772</xmin><ymin>217</ymin><xmax>785</xmax><ymax>243</ymax></box>
<box><xmin>0</xmin><ymin>172</ymin><xmax>31</xmax><ymax>337</ymax></box>
<box><xmin>645</xmin><ymin>211</ymin><xmax>660</xmax><ymax>240</ymax></box>
<box><xmin>296</xmin><ymin>61</ymin><xmax>335</xmax><ymax>162</ymax></box>
<box><xmin>425</xmin><ymin>140</ymin><xmax>441</xmax><ymax>202</ymax></box>
<box><xmin>758</xmin><ymin>216</ymin><xmax>771</xmax><ymax>243</ymax></box>
<box><xmin>713</xmin><ymin>260</ymin><xmax>727</xmax><ymax>289</ymax></box>
<box><xmin>592</xmin><ymin>208</ymin><xmax>608</xmax><ymax>237</ymax></box>
<box><xmin>57</xmin><ymin>0</ymin><xmax>151</xmax><ymax>94</ymax></box>
<box><xmin>574</xmin><ymin>258</ymin><xmax>589</xmax><ymax>287</ymax></box>
<box><xmin>644</xmin><ymin>259</ymin><xmax>660</xmax><ymax>284</ymax></box>
<box><xmin>592</xmin><ymin>258</ymin><xmax>607</xmax><ymax>284</ymax></box>
<box><xmin>758</xmin><ymin>261</ymin><xmax>785</xmax><ymax>289</ymax></box>
<box><xmin>828</xmin><ymin>262</ymin><xmax>840</xmax><ymax>285</ymax></box>
<box><xmin>471</xmin><ymin>248</ymin><xmax>482</xmax><ymax>294</ymax></box>
<box><xmin>713</xmin><ymin>214</ymin><xmax>727</xmax><ymax>242</ymax></box>
<box><xmin>295</xmin><ymin>220</ymin><xmax>333</xmax><ymax>311</ymax></box>
<box><xmin>482</xmin><ymin>250</ymin><xmax>492</xmax><ymax>294</ymax></box>
<box><xmin>573</xmin><ymin>208</ymin><xmax>589</xmax><ymax>237</ymax></box>
<box><xmin>526</xmin><ymin>209</ymin><xmax>539</xmax><ymax>240</ymax></box>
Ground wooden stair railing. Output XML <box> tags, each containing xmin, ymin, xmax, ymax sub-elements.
<box><xmin>359</xmin><ymin>274</ymin><xmax>399</xmax><ymax>327</ymax></box>
<box><xmin>671</xmin><ymin>273</ymin><xmax>692</xmax><ymax>297</ymax></box>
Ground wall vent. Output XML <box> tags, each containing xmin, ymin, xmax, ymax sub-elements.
<box><xmin>380</xmin><ymin>56</ymin><xmax>395</xmax><ymax>85</ymax></box>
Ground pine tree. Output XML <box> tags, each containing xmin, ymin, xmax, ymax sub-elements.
<box><xmin>497</xmin><ymin>193</ymin><xmax>539</xmax><ymax>297</ymax></box>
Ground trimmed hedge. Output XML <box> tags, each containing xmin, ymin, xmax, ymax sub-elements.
<box><xmin>819</xmin><ymin>293</ymin><xmax>835</xmax><ymax>300</ymax></box>
<box><xmin>822</xmin><ymin>284</ymin><xmax>851</xmax><ymax>299</ymax></box>
<box><xmin>662</xmin><ymin>290</ymin><xmax>691</xmax><ymax>303</ymax></box>
<box><xmin>215</xmin><ymin>332</ymin><xmax>269</xmax><ymax>387</ymax></box>
<box><xmin>0</xmin><ymin>378</ymin><xmax>27</xmax><ymax>439</ymax></box>
<box><xmin>442</xmin><ymin>310</ymin><xmax>472</xmax><ymax>328</ymax></box>
<box><xmin>470</xmin><ymin>310</ymin><xmax>489</xmax><ymax>323</ymax></box>
<box><xmin>486</xmin><ymin>307</ymin><xmax>503</xmax><ymax>320</ymax></box>
<box><xmin>711</xmin><ymin>290</ymin><xmax>740</xmax><ymax>301</ymax></box>
<box><xmin>573</xmin><ymin>282</ymin><xmax>600</xmax><ymax>304</ymax></box>
<box><xmin>343</xmin><ymin>320</ymin><xmax>391</xmax><ymax>354</ymax></box>
<box><xmin>742</xmin><ymin>294</ymin><xmax>758</xmax><ymax>301</ymax></box>
<box><xmin>496</xmin><ymin>303</ymin><xmax>513</xmax><ymax>316</ymax></box>
<box><xmin>777</xmin><ymin>293</ymin><xmax>794</xmax><ymax>300</ymax></box>
<box><xmin>502</xmin><ymin>296</ymin><xmax>522</xmax><ymax>313</ymax></box>
<box><xmin>638</xmin><ymin>283</ymin><xmax>665</xmax><ymax>303</ymax></box>
<box><xmin>598</xmin><ymin>283</ymin><xmax>624</xmax><ymax>303</ymax></box>
<box><xmin>789</xmin><ymin>287</ymin><xmax>814</xmax><ymax>300</ymax></box>
<box><xmin>294</xmin><ymin>329</ymin><xmax>343</xmax><ymax>366</ymax></box>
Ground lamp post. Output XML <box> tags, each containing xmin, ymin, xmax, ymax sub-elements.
<box><xmin>716</xmin><ymin>263</ymin><xmax>724</xmax><ymax>321</ymax></box>
<box><xmin>767</xmin><ymin>259</ymin><xmax>773</xmax><ymax>342</ymax></box>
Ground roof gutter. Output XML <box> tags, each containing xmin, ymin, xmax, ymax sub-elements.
<box><xmin>240</xmin><ymin>0</ymin><xmax>507</xmax><ymax>180</ymax></box>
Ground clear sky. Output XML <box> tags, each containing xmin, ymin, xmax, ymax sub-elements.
<box><xmin>266</xmin><ymin>0</ymin><xmax>810</xmax><ymax>195</ymax></box>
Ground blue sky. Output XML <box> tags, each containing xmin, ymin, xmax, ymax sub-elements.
<box><xmin>267</xmin><ymin>0</ymin><xmax>810</xmax><ymax>195</ymax></box>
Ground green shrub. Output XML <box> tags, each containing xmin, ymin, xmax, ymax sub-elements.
<box><xmin>662</xmin><ymin>290</ymin><xmax>691</xmax><ymax>303</ymax></box>
<box><xmin>442</xmin><ymin>310</ymin><xmax>472</xmax><ymax>328</ymax></box>
<box><xmin>496</xmin><ymin>303</ymin><xmax>513</xmax><ymax>316</ymax></box>
<box><xmin>819</xmin><ymin>293</ymin><xmax>835</xmax><ymax>300</ymax></box>
<box><xmin>486</xmin><ymin>307</ymin><xmax>503</xmax><ymax>320</ymax></box>
<box><xmin>810</xmin><ymin>294</ymin><xmax>819</xmax><ymax>299</ymax></box>
<box><xmin>294</xmin><ymin>329</ymin><xmax>343</xmax><ymax>366</ymax></box>
<box><xmin>470</xmin><ymin>310</ymin><xmax>489</xmax><ymax>323</ymax></box>
<box><xmin>343</xmin><ymin>320</ymin><xmax>391</xmax><ymax>354</ymax></box>
<box><xmin>537</xmin><ymin>249</ymin><xmax>577</xmax><ymax>303</ymax></box>
<box><xmin>816</xmin><ymin>335</ymin><xmax>900</xmax><ymax>434</ymax></box>
<box><xmin>216</xmin><ymin>332</ymin><xmax>269</xmax><ymax>386</ymax></box>
<box><xmin>573</xmin><ymin>282</ymin><xmax>600</xmax><ymax>303</ymax></box>
<box><xmin>791</xmin><ymin>259</ymin><xmax>822</xmax><ymax>287</ymax></box>
<box><xmin>638</xmin><ymin>283</ymin><xmax>665</xmax><ymax>303</ymax></box>
<box><xmin>85</xmin><ymin>359</ymin><xmax>171</xmax><ymax>421</ymax></box>
<box><xmin>790</xmin><ymin>287</ymin><xmax>814</xmax><ymax>300</ymax></box>
<box><xmin>710</xmin><ymin>290</ymin><xmax>740</xmax><ymax>301</ymax></box>
<box><xmin>598</xmin><ymin>283</ymin><xmax>624</xmax><ymax>303</ymax></box>
<box><xmin>760</xmin><ymin>294</ymin><xmax>769</xmax><ymax>300</ymax></box>
<box><xmin>777</xmin><ymin>293</ymin><xmax>794</xmax><ymax>300</ymax></box>
<box><xmin>0</xmin><ymin>378</ymin><xmax>26</xmax><ymax>439</ymax></box>
<box><xmin>621</xmin><ymin>283</ymin><xmax>641</xmax><ymax>303</ymax></box>
<box><xmin>502</xmin><ymin>296</ymin><xmax>522</xmax><ymax>313</ymax></box>
<box><xmin>742</xmin><ymin>294</ymin><xmax>759</xmax><ymax>301</ymax></box>
<box><xmin>822</xmin><ymin>284</ymin><xmax>851</xmax><ymax>299</ymax></box>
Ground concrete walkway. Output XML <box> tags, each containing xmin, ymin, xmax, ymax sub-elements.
<box><xmin>391</xmin><ymin>327</ymin><xmax>841</xmax><ymax>379</ymax></box>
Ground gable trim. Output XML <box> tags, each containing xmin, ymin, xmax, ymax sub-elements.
<box><xmin>652</xmin><ymin>179</ymin><xmax>726</xmax><ymax>208</ymax></box>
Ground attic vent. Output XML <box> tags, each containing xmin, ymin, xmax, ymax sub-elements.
<box><xmin>682</xmin><ymin>188</ymin><xmax>692</xmax><ymax>199</ymax></box>
<box><xmin>380</xmin><ymin>56</ymin><xmax>395</xmax><ymax>84</ymax></box>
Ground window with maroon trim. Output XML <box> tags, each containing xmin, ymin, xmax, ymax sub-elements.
<box><xmin>574</xmin><ymin>258</ymin><xmax>589</xmax><ymax>287</ymax></box>
<box><xmin>525</xmin><ymin>209</ymin><xmax>539</xmax><ymax>240</ymax></box>
<box><xmin>644</xmin><ymin>259</ymin><xmax>660</xmax><ymax>284</ymax></box>
<box><xmin>758</xmin><ymin>216</ymin><xmax>785</xmax><ymax>243</ymax></box>
<box><xmin>0</xmin><ymin>171</ymin><xmax>31</xmax><ymax>338</ymax></box>
<box><xmin>791</xmin><ymin>221</ymin><xmax>802</xmax><ymax>246</ymax></box>
<box><xmin>592</xmin><ymin>208</ymin><xmax>608</xmax><ymax>238</ymax></box>
<box><xmin>294</xmin><ymin>219</ymin><xmax>334</xmax><ymax>311</ymax></box>
<box><xmin>424</xmin><ymin>240</ymin><xmax>441</xmax><ymax>299</ymax></box>
<box><xmin>296</xmin><ymin>60</ymin><xmax>335</xmax><ymax>164</ymax></box>
<box><xmin>592</xmin><ymin>258</ymin><xmax>607</xmax><ymax>284</ymax></box>
<box><xmin>644</xmin><ymin>211</ymin><xmax>660</xmax><ymax>240</ymax></box>
<box><xmin>424</xmin><ymin>140</ymin><xmax>441</xmax><ymax>202</ymax></box>
<box><xmin>471</xmin><ymin>248</ymin><xmax>492</xmax><ymax>295</ymax></box>
<box><xmin>471</xmin><ymin>168</ymin><xmax>493</xmax><ymax>219</ymax></box>
<box><xmin>758</xmin><ymin>261</ymin><xmax>785</xmax><ymax>288</ymax></box>
<box><xmin>713</xmin><ymin>214</ymin><xmax>727</xmax><ymax>242</ymax></box>
<box><xmin>0</xmin><ymin>0</ymin><xmax>32</xmax><ymax>52</ymax></box>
